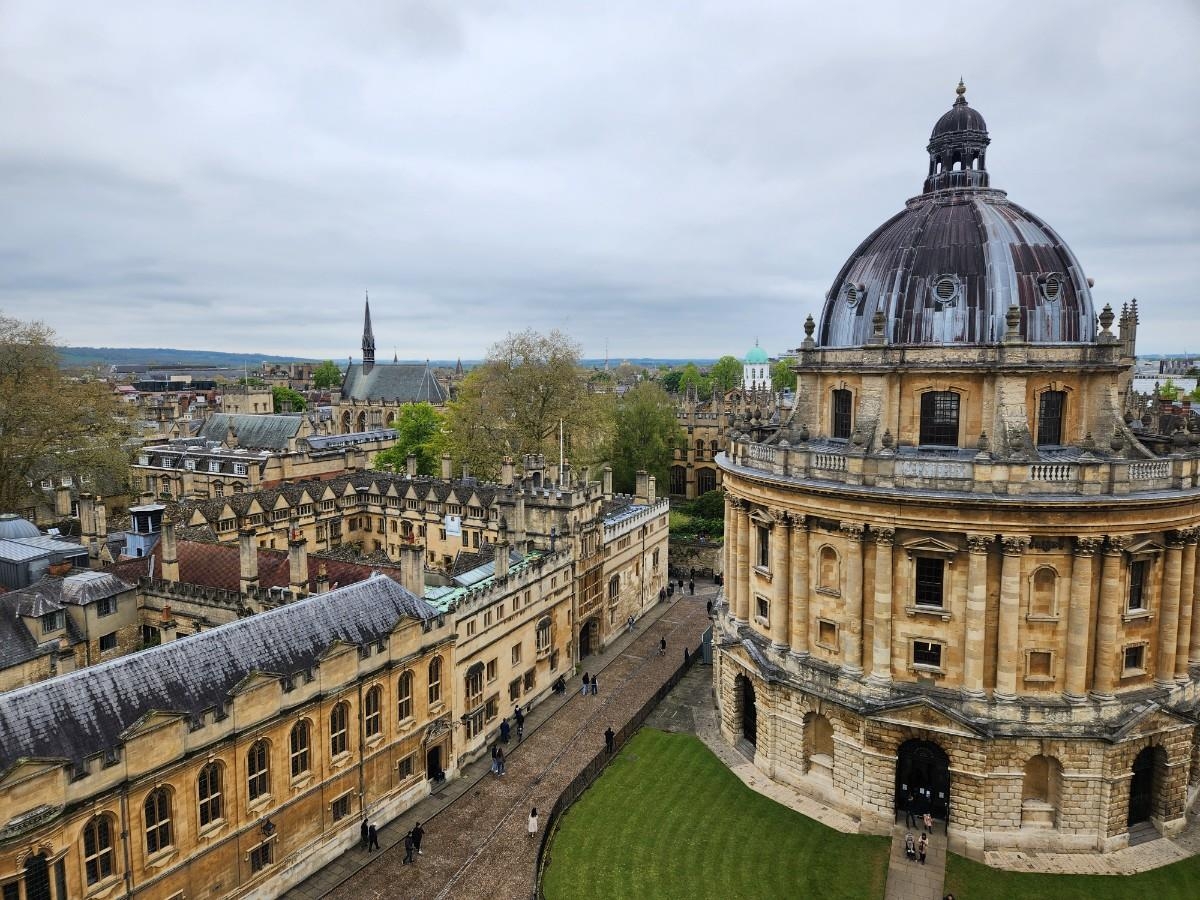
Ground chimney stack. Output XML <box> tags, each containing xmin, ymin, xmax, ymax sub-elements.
<box><xmin>495</xmin><ymin>530</ymin><xmax>510</xmax><ymax>580</ymax></box>
<box><xmin>54</xmin><ymin>482</ymin><xmax>72</xmax><ymax>518</ymax></box>
<box><xmin>406</xmin><ymin>454</ymin><xmax>417</xmax><ymax>478</ymax></box>
<box><xmin>441</xmin><ymin>452</ymin><xmax>452</xmax><ymax>480</ymax></box>
<box><xmin>400</xmin><ymin>543</ymin><xmax>425</xmax><ymax>598</ymax></box>
<box><xmin>92</xmin><ymin>501</ymin><xmax>108</xmax><ymax>568</ymax></box>
<box><xmin>161</xmin><ymin>516</ymin><xmax>180</xmax><ymax>583</ymax></box>
<box><xmin>159</xmin><ymin>605</ymin><xmax>178</xmax><ymax>643</ymax></box>
<box><xmin>647</xmin><ymin>474</ymin><xmax>656</xmax><ymax>505</ymax></box>
<box><xmin>56</xmin><ymin>638</ymin><xmax>76</xmax><ymax>675</ymax></box>
<box><xmin>602</xmin><ymin>466</ymin><xmax>613</xmax><ymax>500</ymax></box>
<box><xmin>315</xmin><ymin>563</ymin><xmax>330</xmax><ymax>594</ymax></box>
<box><xmin>462</xmin><ymin>463</ymin><xmax>471</xmax><ymax>481</ymax></box>
<box><xmin>635</xmin><ymin>470</ymin><xmax>649</xmax><ymax>504</ymax></box>
<box><xmin>500</xmin><ymin>457</ymin><xmax>514</xmax><ymax>486</ymax></box>
<box><xmin>239</xmin><ymin>530</ymin><xmax>259</xmax><ymax>594</ymax></box>
<box><xmin>289</xmin><ymin>531</ymin><xmax>309</xmax><ymax>597</ymax></box>
<box><xmin>513</xmin><ymin>494</ymin><xmax>527</xmax><ymax>555</ymax></box>
<box><xmin>79</xmin><ymin>493</ymin><xmax>97</xmax><ymax>560</ymax></box>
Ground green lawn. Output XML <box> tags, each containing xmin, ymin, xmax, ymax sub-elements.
<box><xmin>542</xmin><ymin>729</ymin><xmax>890</xmax><ymax>900</ymax></box>
<box><xmin>945</xmin><ymin>849</ymin><xmax>1200</xmax><ymax>899</ymax></box>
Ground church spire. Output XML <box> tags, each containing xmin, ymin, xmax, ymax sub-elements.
<box><xmin>362</xmin><ymin>291</ymin><xmax>376</xmax><ymax>373</ymax></box>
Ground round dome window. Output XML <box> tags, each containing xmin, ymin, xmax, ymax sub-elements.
<box><xmin>1040</xmin><ymin>273</ymin><xmax>1063</xmax><ymax>302</ymax></box>
<box><xmin>932</xmin><ymin>275</ymin><xmax>960</xmax><ymax>308</ymax></box>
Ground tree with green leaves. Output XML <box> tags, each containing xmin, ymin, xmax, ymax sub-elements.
<box><xmin>373</xmin><ymin>402</ymin><xmax>445</xmax><ymax>476</ymax></box>
<box><xmin>0</xmin><ymin>313</ymin><xmax>128</xmax><ymax>512</ymax></box>
<box><xmin>1158</xmin><ymin>378</ymin><xmax>1180</xmax><ymax>401</ymax></box>
<box><xmin>678</xmin><ymin>362</ymin><xmax>712</xmax><ymax>400</ymax></box>
<box><xmin>660</xmin><ymin>369</ymin><xmax>684</xmax><ymax>394</ymax></box>
<box><xmin>709</xmin><ymin>355</ymin><xmax>743</xmax><ymax>393</ymax></box>
<box><xmin>444</xmin><ymin>329</ymin><xmax>612</xmax><ymax>480</ymax></box>
<box><xmin>610</xmin><ymin>382</ymin><xmax>684</xmax><ymax>494</ymax></box>
<box><xmin>312</xmin><ymin>360</ymin><xmax>342</xmax><ymax>390</ymax></box>
<box><xmin>271</xmin><ymin>385</ymin><xmax>306</xmax><ymax>412</ymax></box>
<box><xmin>771</xmin><ymin>357</ymin><xmax>797</xmax><ymax>391</ymax></box>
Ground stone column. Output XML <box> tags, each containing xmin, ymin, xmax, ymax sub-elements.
<box><xmin>1092</xmin><ymin>536</ymin><xmax>1129</xmax><ymax>701</ymax></box>
<box><xmin>1063</xmin><ymin>537</ymin><xmax>1102</xmax><ymax>702</ymax></box>
<box><xmin>994</xmin><ymin>535</ymin><xmax>1029</xmax><ymax>701</ymax></box>
<box><xmin>790</xmin><ymin>515</ymin><xmax>810</xmax><ymax>657</ymax></box>
<box><xmin>868</xmin><ymin>528</ymin><xmax>895</xmax><ymax>685</ymax></box>
<box><xmin>1177</xmin><ymin>529</ymin><xmax>1198</xmax><ymax>679</ymax></box>
<box><xmin>961</xmin><ymin>534</ymin><xmax>991</xmax><ymax>699</ymax></box>
<box><xmin>723</xmin><ymin>496</ymin><xmax>736</xmax><ymax>615</ymax></box>
<box><xmin>1155</xmin><ymin>532</ymin><xmax>1185</xmax><ymax>687</ymax></box>
<box><xmin>735</xmin><ymin>500</ymin><xmax>750</xmax><ymax>623</ymax></box>
<box><xmin>840</xmin><ymin>522</ymin><xmax>865</xmax><ymax>677</ymax></box>
<box><xmin>770</xmin><ymin>510</ymin><xmax>791</xmax><ymax>649</ymax></box>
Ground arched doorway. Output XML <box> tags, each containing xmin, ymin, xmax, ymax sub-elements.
<box><xmin>738</xmin><ymin>675</ymin><xmax>757</xmax><ymax>745</ymax></box>
<box><xmin>1128</xmin><ymin>746</ymin><xmax>1162</xmax><ymax>827</ymax></box>
<box><xmin>896</xmin><ymin>739</ymin><xmax>950</xmax><ymax>822</ymax></box>
<box><xmin>24</xmin><ymin>852</ymin><xmax>50</xmax><ymax>900</ymax></box>
<box><xmin>579</xmin><ymin>617</ymin><xmax>599</xmax><ymax>658</ymax></box>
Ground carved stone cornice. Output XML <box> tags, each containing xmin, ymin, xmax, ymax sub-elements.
<box><xmin>1166</xmin><ymin>530</ymin><xmax>1188</xmax><ymax>549</ymax></box>
<box><xmin>728</xmin><ymin>497</ymin><xmax>746</xmax><ymax>512</ymax></box>
<box><xmin>873</xmin><ymin>527</ymin><xmax>895</xmax><ymax>546</ymax></box>
<box><xmin>839</xmin><ymin>522</ymin><xmax>865</xmax><ymax>541</ymax></box>
<box><xmin>1074</xmin><ymin>537</ymin><xmax>1103</xmax><ymax>557</ymax></box>
<box><xmin>1106</xmin><ymin>535</ymin><xmax>1131</xmax><ymax>555</ymax></box>
<box><xmin>1182</xmin><ymin>527</ymin><xmax>1200</xmax><ymax>546</ymax></box>
<box><xmin>1000</xmin><ymin>535</ymin><xmax>1030</xmax><ymax>556</ymax></box>
<box><xmin>770</xmin><ymin>508</ymin><xmax>790</xmax><ymax>527</ymax></box>
<box><xmin>966</xmin><ymin>534</ymin><xmax>992</xmax><ymax>555</ymax></box>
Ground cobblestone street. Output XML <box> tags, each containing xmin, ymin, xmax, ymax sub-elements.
<box><xmin>284</xmin><ymin>582</ymin><xmax>715</xmax><ymax>900</ymax></box>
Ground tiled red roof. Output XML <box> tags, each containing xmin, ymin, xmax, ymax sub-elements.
<box><xmin>108</xmin><ymin>541</ymin><xmax>405</xmax><ymax>594</ymax></box>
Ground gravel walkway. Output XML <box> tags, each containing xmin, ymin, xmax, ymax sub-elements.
<box><xmin>308</xmin><ymin>585</ymin><xmax>715</xmax><ymax>900</ymax></box>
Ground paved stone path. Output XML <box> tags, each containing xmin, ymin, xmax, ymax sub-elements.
<box><xmin>283</xmin><ymin>582</ymin><xmax>715</xmax><ymax>900</ymax></box>
<box><xmin>883</xmin><ymin>824</ymin><xmax>946</xmax><ymax>900</ymax></box>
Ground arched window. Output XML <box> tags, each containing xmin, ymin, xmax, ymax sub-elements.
<box><xmin>608</xmin><ymin>575</ymin><xmax>620</xmax><ymax>600</ymax></box>
<box><xmin>919</xmin><ymin>391</ymin><xmax>960</xmax><ymax>447</ymax></box>
<box><xmin>831</xmin><ymin>389</ymin><xmax>852</xmax><ymax>440</ymax></box>
<box><xmin>1037</xmin><ymin>390</ymin><xmax>1066</xmax><ymax>446</ymax></box>
<box><xmin>330</xmin><ymin>702</ymin><xmax>349</xmax><ymax>757</ymax></box>
<box><xmin>289</xmin><ymin>720</ymin><xmax>311</xmax><ymax>777</ymax></box>
<box><xmin>397</xmin><ymin>670</ymin><xmax>414</xmax><ymax>720</ymax></box>
<box><xmin>465</xmin><ymin>663</ymin><xmax>484</xmax><ymax>706</ymax></box>
<box><xmin>83</xmin><ymin>815</ymin><xmax>115</xmax><ymax>885</ymax></box>
<box><xmin>670</xmin><ymin>466</ymin><xmax>687</xmax><ymax>495</ymax></box>
<box><xmin>144</xmin><ymin>789</ymin><xmax>172</xmax><ymax>855</ymax></box>
<box><xmin>198</xmin><ymin>762</ymin><xmax>223</xmax><ymax>827</ymax></box>
<box><xmin>364</xmin><ymin>685</ymin><xmax>383</xmax><ymax>738</ymax></box>
<box><xmin>536</xmin><ymin>616</ymin><xmax>552</xmax><ymax>653</ymax></box>
<box><xmin>697</xmin><ymin>468</ymin><xmax>717</xmax><ymax>495</ymax></box>
<box><xmin>1031</xmin><ymin>567</ymin><xmax>1057</xmax><ymax>617</ymax></box>
<box><xmin>427</xmin><ymin>657</ymin><xmax>442</xmax><ymax>705</ymax></box>
<box><xmin>247</xmin><ymin>740</ymin><xmax>270</xmax><ymax>801</ymax></box>
<box><xmin>818</xmin><ymin>546</ymin><xmax>840</xmax><ymax>592</ymax></box>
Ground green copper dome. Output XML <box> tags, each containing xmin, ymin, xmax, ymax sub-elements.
<box><xmin>744</xmin><ymin>345</ymin><xmax>768</xmax><ymax>365</ymax></box>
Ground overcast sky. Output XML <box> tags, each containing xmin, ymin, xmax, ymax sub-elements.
<box><xmin>1</xmin><ymin>1</ymin><xmax>1197</xmax><ymax>360</ymax></box>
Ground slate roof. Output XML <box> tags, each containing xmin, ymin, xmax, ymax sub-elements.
<box><xmin>0</xmin><ymin>580</ymin><xmax>87</xmax><ymax>670</ymax></box>
<box><xmin>0</xmin><ymin>575</ymin><xmax>438</xmax><ymax>773</ymax></box>
<box><xmin>59</xmin><ymin>571</ymin><xmax>133</xmax><ymax>606</ymax></box>
<box><xmin>341</xmin><ymin>363</ymin><xmax>446</xmax><ymax>404</ymax></box>
<box><xmin>197</xmin><ymin>414</ymin><xmax>303</xmax><ymax>450</ymax></box>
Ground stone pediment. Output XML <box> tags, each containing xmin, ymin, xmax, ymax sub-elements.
<box><xmin>872</xmin><ymin>698</ymin><xmax>986</xmax><ymax>738</ymax></box>
<box><xmin>901</xmin><ymin>536</ymin><xmax>959</xmax><ymax>558</ymax></box>
<box><xmin>229</xmin><ymin>670</ymin><xmax>282</xmax><ymax>696</ymax></box>
<box><xmin>1124</xmin><ymin>538</ymin><xmax>1164</xmax><ymax>556</ymax></box>
<box><xmin>0</xmin><ymin>758</ymin><xmax>64</xmax><ymax>788</ymax></box>
<box><xmin>1109</xmin><ymin>703</ymin><xmax>1192</xmax><ymax>743</ymax></box>
<box><xmin>187</xmin><ymin>509</ymin><xmax>211</xmax><ymax>527</ymax></box>
<box><xmin>121</xmin><ymin>709</ymin><xmax>187</xmax><ymax>740</ymax></box>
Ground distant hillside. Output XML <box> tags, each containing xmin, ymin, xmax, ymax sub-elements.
<box><xmin>58</xmin><ymin>347</ymin><xmax>322</xmax><ymax>369</ymax></box>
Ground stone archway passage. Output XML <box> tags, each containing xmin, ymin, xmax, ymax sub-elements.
<box><xmin>739</xmin><ymin>675</ymin><xmax>757</xmax><ymax>746</ymax></box>
<box><xmin>895</xmin><ymin>739</ymin><xmax>950</xmax><ymax>822</ymax></box>
<box><xmin>579</xmin><ymin>617</ymin><xmax>599</xmax><ymax>658</ymax></box>
<box><xmin>1128</xmin><ymin>746</ymin><xmax>1158</xmax><ymax>826</ymax></box>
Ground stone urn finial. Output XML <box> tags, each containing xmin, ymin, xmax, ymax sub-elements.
<box><xmin>803</xmin><ymin>315</ymin><xmax>815</xmax><ymax>339</ymax></box>
<box><xmin>1109</xmin><ymin>428</ymin><xmax>1124</xmax><ymax>453</ymax></box>
<box><xmin>881</xmin><ymin>429</ymin><xmax>894</xmax><ymax>450</ymax></box>
<box><xmin>798</xmin><ymin>423</ymin><xmax>810</xmax><ymax>442</ymax></box>
<box><xmin>1098</xmin><ymin>303</ymin><xmax>1115</xmax><ymax>334</ymax></box>
<box><xmin>977</xmin><ymin>430</ymin><xmax>989</xmax><ymax>452</ymax></box>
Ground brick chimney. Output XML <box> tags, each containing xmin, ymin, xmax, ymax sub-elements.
<box><xmin>441</xmin><ymin>452</ymin><xmax>452</xmax><ymax>480</ymax></box>
<box><xmin>239</xmin><ymin>530</ymin><xmax>259</xmax><ymax>594</ymax></box>
<box><xmin>400</xmin><ymin>543</ymin><xmax>425</xmax><ymax>598</ymax></box>
<box><xmin>495</xmin><ymin>519</ymin><xmax>510</xmax><ymax>580</ymax></box>
<box><xmin>647</xmin><ymin>475</ymin><xmax>656</xmax><ymax>505</ymax></box>
<box><xmin>500</xmin><ymin>457</ymin><xmax>514</xmax><ymax>486</ymax></box>
<box><xmin>79</xmin><ymin>493</ymin><xmax>97</xmax><ymax>560</ymax></box>
<box><xmin>602</xmin><ymin>465</ymin><xmax>613</xmax><ymax>501</ymax></box>
<box><xmin>315</xmin><ymin>563</ymin><xmax>330</xmax><ymax>594</ymax></box>
<box><xmin>161</xmin><ymin>516</ymin><xmax>180</xmax><ymax>583</ymax></box>
<box><xmin>406</xmin><ymin>454</ymin><xmax>417</xmax><ymax>478</ymax></box>
<box><xmin>635</xmin><ymin>470</ymin><xmax>649</xmax><ymax>504</ymax></box>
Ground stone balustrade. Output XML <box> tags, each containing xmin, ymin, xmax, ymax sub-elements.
<box><xmin>723</xmin><ymin>439</ymin><xmax>1200</xmax><ymax>499</ymax></box>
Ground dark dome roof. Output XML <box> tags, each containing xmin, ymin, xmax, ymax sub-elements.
<box><xmin>0</xmin><ymin>514</ymin><xmax>40</xmax><ymax>540</ymax></box>
<box><xmin>818</xmin><ymin>83</ymin><xmax>1096</xmax><ymax>348</ymax></box>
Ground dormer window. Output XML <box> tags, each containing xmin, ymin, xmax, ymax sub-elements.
<box><xmin>843</xmin><ymin>282</ymin><xmax>863</xmax><ymax>307</ymax></box>
<box><xmin>41</xmin><ymin>610</ymin><xmax>65</xmax><ymax>634</ymax></box>
<box><xmin>1039</xmin><ymin>273</ymin><xmax>1063</xmax><ymax>302</ymax></box>
<box><xmin>932</xmin><ymin>275</ymin><xmax>960</xmax><ymax>308</ymax></box>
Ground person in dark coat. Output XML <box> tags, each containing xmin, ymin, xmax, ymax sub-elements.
<box><xmin>411</xmin><ymin>821</ymin><xmax>425</xmax><ymax>855</ymax></box>
<box><xmin>659</xmin><ymin>636</ymin><xmax>667</xmax><ymax>656</ymax></box>
<box><xmin>605</xmin><ymin>726</ymin><xmax>615</xmax><ymax>753</ymax></box>
<box><xmin>918</xmin><ymin>832</ymin><xmax>928</xmax><ymax>865</ymax></box>
<box><xmin>688</xmin><ymin>579</ymin><xmax>695</xmax><ymax>595</ymax></box>
<box><xmin>500</xmin><ymin>718</ymin><xmax>511</xmax><ymax>743</ymax></box>
<box><xmin>514</xmin><ymin>705</ymin><xmax>525</xmax><ymax>728</ymax></box>
<box><xmin>368</xmin><ymin>823</ymin><xmax>380</xmax><ymax>852</ymax></box>
<box><xmin>706</xmin><ymin>600</ymin><xmax>713</xmax><ymax>616</ymax></box>
<box><xmin>360</xmin><ymin>818</ymin><xmax>369</xmax><ymax>850</ymax></box>
<box><xmin>904</xmin><ymin>790</ymin><xmax>917</xmax><ymax>828</ymax></box>
<box><xmin>403</xmin><ymin>831</ymin><xmax>414</xmax><ymax>864</ymax></box>
<box><xmin>590</xmin><ymin>674</ymin><xmax>598</xmax><ymax>695</ymax></box>
<box><xmin>684</xmin><ymin>646</ymin><xmax>690</xmax><ymax>664</ymax></box>
<box><xmin>581</xmin><ymin>672</ymin><xmax>590</xmax><ymax>696</ymax></box>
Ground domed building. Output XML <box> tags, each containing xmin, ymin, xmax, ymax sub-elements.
<box><xmin>714</xmin><ymin>83</ymin><xmax>1200</xmax><ymax>858</ymax></box>
<box><xmin>744</xmin><ymin>343</ymin><xmax>772</xmax><ymax>392</ymax></box>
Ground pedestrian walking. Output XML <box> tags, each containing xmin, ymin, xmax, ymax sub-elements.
<box><xmin>667</xmin><ymin>583</ymin><xmax>674</xmax><ymax>597</ymax></box>
<box><xmin>360</xmin><ymin>817</ymin><xmax>369</xmax><ymax>850</ymax></box>
<box><xmin>590</xmin><ymin>674</ymin><xmax>598</xmax><ymax>695</ymax></box>
<box><xmin>903</xmin><ymin>790</ymin><xmax>917</xmax><ymax>828</ymax></box>
<box><xmin>689</xmin><ymin>579</ymin><xmax>695</xmax><ymax>595</ymax></box>
<box><xmin>918</xmin><ymin>832</ymin><xmax>928</xmax><ymax>865</ymax></box>
<box><xmin>368</xmin><ymin>823</ymin><xmax>380</xmax><ymax>852</ymax></box>
<box><xmin>659</xmin><ymin>587</ymin><xmax>666</xmax><ymax>603</ymax></box>
<box><xmin>411</xmin><ymin>821</ymin><xmax>425</xmax><ymax>855</ymax></box>
<box><xmin>923</xmin><ymin>811</ymin><xmax>933</xmax><ymax>832</ymax></box>
<box><xmin>517</xmin><ymin>721</ymin><xmax>524</xmax><ymax>741</ymax></box>
<box><xmin>527</xmin><ymin>807</ymin><xmax>539</xmax><ymax>838</ymax></box>
<box><xmin>659</xmin><ymin>636</ymin><xmax>667</xmax><ymax>656</ymax></box>
<box><xmin>497</xmin><ymin>747</ymin><xmax>506</xmax><ymax>775</ymax></box>
<box><xmin>403</xmin><ymin>831</ymin><xmax>414</xmax><ymax>864</ymax></box>
<box><xmin>605</xmin><ymin>726</ymin><xmax>615</xmax><ymax>754</ymax></box>
<box><xmin>500</xmin><ymin>718</ymin><xmax>510</xmax><ymax>743</ymax></box>
<box><xmin>706</xmin><ymin>600</ymin><xmax>713</xmax><ymax>616</ymax></box>
<box><xmin>684</xmin><ymin>646</ymin><xmax>690</xmax><ymax>665</ymax></box>
<box><xmin>904</xmin><ymin>832</ymin><xmax>916</xmax><ymax>861</ymax></box>
<box><xmin>491</xmin><ymin>746</ymin><xmax>500</xmax><ymax>777</ymax></box>
<box><xmin>514</xmin><ymin>704</ymin><xmax>524</xmax><ymax>727</ymax></box>
<box><xmin>581</xmin><ymin>672</ymin><xmax>589</xmax><ymax>696</ymax></box>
